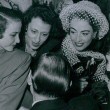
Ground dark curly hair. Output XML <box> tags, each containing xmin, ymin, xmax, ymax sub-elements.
<box><xmin>24</xmin><ymin>4</ymin><xmax>56</xmax><ymax>25</ymax></box>
<box><xmin>23</xmin><ymin>4</ymin><xmax>65</xmax><ymax>40</ymax></box>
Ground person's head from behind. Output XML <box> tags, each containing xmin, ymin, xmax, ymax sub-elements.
<box><xmin>28</xmin><ymin>52</ymin><xmax>70</xmax><ymax>99</ymax></box>
<box><xmin>24</xmin><ymin>4</ymin><xmax>57</xmax><ymax>51</ymax></box>
<box><xmin>0</xmin><ymin>7</ymin><xmax>22</xmax><ymax>51</ymax></box>
<box><xmin>60</xmin><ymin>1</ymin><xmax>109</xmax><ymax>52</ymax></box>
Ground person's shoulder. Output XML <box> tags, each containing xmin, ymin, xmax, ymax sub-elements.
<box><xmin>11</xmin><ymin>49</ymin><xmax>31</xmax><ymax>62</ymax></box>
<box><xmin>14</xmin><ymin>48</ymin><xmax>30</xmax><ymax>56</ymax></box>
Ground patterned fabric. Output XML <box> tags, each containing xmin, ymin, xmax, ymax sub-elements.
<box><xmin>59</xmin><ymin>1</ymin><xmax>109</xmax><ymax>39</ymax></box>
<box><xmin>62</xmin><ymin>35</ymin><xmax>109</xmax><ymax>82</ymax></box>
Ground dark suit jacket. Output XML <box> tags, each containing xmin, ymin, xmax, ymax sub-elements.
<box><xmin>68</xmin><ymin>94</ymin><xmax>100</xmax><ymax>110</ymax></box>
<box><xmin>31</xmin><ymin>99</ymin><xmax>68</xmax><ymax>110</ymax></box>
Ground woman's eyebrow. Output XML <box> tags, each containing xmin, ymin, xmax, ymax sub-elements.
<box><xmin>31</xmin><ymin>28</ymin><xmax>38</xmax><ymax>31</ymax></box>
<box><xmin>70</xmin><ymin>27</ymin><xmax>77</xmax><ymax>31</ymax></box>
<box><xmin>81</xmin><ymin>30</ymin><xmax>91</xmax><ymax>32</ymax></box>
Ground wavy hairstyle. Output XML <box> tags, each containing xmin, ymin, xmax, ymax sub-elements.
<box><xmin>0</xmin><ymin>7</ymin><xmax>22</xmax><ymax>39</ymax></box>
<box><xmin>31</xmin><ymin>52</ymin><xmax>70</xmax><ymax>97</ymax></box>
<box><xmin>24</xmin><ymin>4</ymin><xmax>65</xmax><ymax>40</ymax></box>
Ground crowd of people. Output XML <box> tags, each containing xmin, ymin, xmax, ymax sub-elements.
<box><xmin>0</xmin><ymin>0</ymin><xmax>110</xmax><ymax>110</ymax></box>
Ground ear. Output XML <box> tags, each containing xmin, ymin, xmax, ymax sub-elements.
<box><xmin>27</xmin><ymin>70</ymin><xmax>32</xmax><ymax>86</ymax></box>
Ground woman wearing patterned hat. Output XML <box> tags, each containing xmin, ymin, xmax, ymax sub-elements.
<box><xmin>60</xmin><ymin>1</ymin><xmax>110</xmax><ymax>106</ymax></box>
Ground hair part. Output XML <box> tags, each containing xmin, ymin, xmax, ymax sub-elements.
<box><xmin>32</xmin><ymin>52</ymin><xmax>70</xmax><ymax>97</ymax></box>
<box><xmin>0</xmin><ymin>7</ymin><xmax>22</xmax><ymax>39</ymax></box>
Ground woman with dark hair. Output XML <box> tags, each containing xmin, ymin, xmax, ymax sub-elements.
<box><xmin>23</xmin><ymin>4</ymin><xmax>65</xmax><ymax>58</ymax></box>
<box><xmin>20</xmin><ymin>4</ymin><xmax>66</xmax><ymax>70</ymax></box>
<box><xmin>59</xmin><ymin>1</ymin><xmax>110</xmax><ymax>107</ymax></box>
<box><xmin>19</xmin><ymin>4</ymin><xmax>65</xmax><ymax>110</ymax></box>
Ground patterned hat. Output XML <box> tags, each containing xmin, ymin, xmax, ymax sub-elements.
<box><xmin>60</xmin><ymin>1</ymin><xmax>109</xmax><ymax>39</ymax></box>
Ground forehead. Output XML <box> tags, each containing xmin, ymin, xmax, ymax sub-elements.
<box><xmin>7</xmin><ymin>20</ymin><xmax>21</xmax><ymax>26</ymax></box>
<box><xmin>29</xmin><ymin>17</ymin><xmax>51</xmax><ymax>32</ymax></box>
<box><xmin>5</xmin><ymin>20</ymin><xmax>22</xmax><ymax>31</ymax></box>
<box><xmin>70</xmin><ymin>18</ymin><xmax>93</xmax><ymax>31</ymax></box>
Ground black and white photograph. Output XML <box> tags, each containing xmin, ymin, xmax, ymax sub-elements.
<box><xmin>0</xmin><ymin>0</ymin><xmax>110</xmax><ymax>110</ymax></box>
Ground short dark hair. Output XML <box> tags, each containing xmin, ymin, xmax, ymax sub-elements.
<box><xmin>24</xmin><ymin>4</ymin><xmax>56</xmax><ymax>26</ymax></box>
<box><xmin>31</xmin><ymin>52</ymin><xmax>70</xmax><ymax>97</ymax></box>
<box><xmin>23</xmin><ymin>4</ymin><xmax>65</xmax><ymax>40</ymax></box>
<box><xmin>0</xmin><ymin>7</ymin><xmax>22</xmax><ymax>39</ymax></box>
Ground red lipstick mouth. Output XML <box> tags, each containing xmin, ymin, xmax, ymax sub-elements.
<box><xmin>32</xmin><ymin>42</ymin><xmax>40</xmax><ymax>47</ymax></box>
<box><xmin>75</xmin><ymin>42</ymin><xmax>84</xmax><ymax>47</ymax></box>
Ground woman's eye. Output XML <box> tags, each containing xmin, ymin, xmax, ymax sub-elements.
<box><xmin>70</xmin><ymin>30</ymin><xmax>75</xmax><ymax>34</ymax></box>
<box><xmin>43</xmin><ymin>33</ymin><xmax>48</xmax><ymax>37</ymax></box>
<box><xmin>82</xmin><ymin>33</ymin><xmax>89</xmax><ymax>36</ymax></box>
<box><xmin>31</xmin><ymin>30</ymin><xmax>36</xmax><ymax>34</ymax></box>
<box><xmin>11</xmin><ymin>34</ymin><xmax>16</xmax><ymax>37</ymax></box>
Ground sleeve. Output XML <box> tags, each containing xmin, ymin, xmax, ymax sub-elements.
<box><xmin>87</xmin><ymin>57</ymin><xmax>110</xmax><ymax>105</ymax></box>
<box><xmin>0</xmin><ymin>54</ymin><xmax>31</xmax><ymax>110</ymax></box>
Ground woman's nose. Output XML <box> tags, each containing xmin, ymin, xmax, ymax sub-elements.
<box><xmin>76</xmin><ymin>33</ymin><xmax>82</xmax><ymax>42</ymax></box>
<box><xmin>16</xmin><ymin>35</ymin><xmax>20</xmax><ymax>43</ymax></box>
<box><xmin>34</xmin><ymin>34</ymin><xmax>40</xmax><ymax>43</ymax></box>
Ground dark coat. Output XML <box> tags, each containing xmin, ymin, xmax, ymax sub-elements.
<box><xmin>68</xmin><ymin>94</ymin><xmax>99</xmax><ymax>110</ymax></box>
<box><xmin>31</xmin><ymin>99</ymin><xmax>68</xmax><ymax>110</ymax></box>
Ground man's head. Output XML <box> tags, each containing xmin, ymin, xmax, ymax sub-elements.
<box><xmin>24</xmin><ymin>5</ymin><xmax>56</xmax><ymax>51</ymax></box>
<box><xmin>28</xmin><ymin>52</ymin><xmax>70</xmax><ymax>98</ymax></box>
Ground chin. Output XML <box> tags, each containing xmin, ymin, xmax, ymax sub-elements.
<box><xmin>76</xmin><ymin>48</ymin><xmax>84</xmax><ymax>52</ymax></box>
<box><xmin>75</xmin><ymin>46</ymin><xmax>86</xmax><ymax>52</ymax></box>
<box><xmin>4</xmin><ymin>47</ymin><xmax>14</xmax><ymax>51</ymax></box>
<box><xmin>31</xmin><ymin>46</ymin><xmax>40</xmax><ymax>50</ymax></box>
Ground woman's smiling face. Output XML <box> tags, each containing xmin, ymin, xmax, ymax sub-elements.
<box><xmin>69</xmin><ymin>18</ymin><xmax>96</xmax><ymax>52</ymax></box>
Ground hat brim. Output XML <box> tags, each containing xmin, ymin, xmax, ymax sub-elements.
<box><xmin>60</xmin><ymin>1</ymin><xmax>109</xmax><ymax>39</ymax></box>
